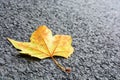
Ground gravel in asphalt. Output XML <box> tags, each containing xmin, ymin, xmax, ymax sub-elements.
<box><xmin>0</xmin><ymin>0</ymin><xmax>120</xmax><ymax>80</ymax></box>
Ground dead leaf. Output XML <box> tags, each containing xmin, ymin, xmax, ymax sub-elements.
<box><xmin>8</xmin><ymin>25</ymin><xmax>74</xmax><ymax>73</ymax></box>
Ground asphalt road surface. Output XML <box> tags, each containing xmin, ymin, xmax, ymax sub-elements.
<box><xmin>0</xmin><ymin>0</ymin><xmax>120</xmax><ymax>80</ymax></box>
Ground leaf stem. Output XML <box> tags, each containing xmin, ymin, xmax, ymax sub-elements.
<box><xmin>51</xmin><ymin>57</ymin><xmax>71</xmax><ymax>73</ymax></box>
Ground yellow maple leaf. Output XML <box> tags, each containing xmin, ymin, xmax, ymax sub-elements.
<box><xmin>7</xmin><ymin>25</ymin><xmax>74</xmax><ymax>73</ymax></box>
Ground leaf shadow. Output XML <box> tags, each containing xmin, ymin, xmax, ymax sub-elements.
<box><xmin>17</xmin><ymin>54</ymin><xmax>65</xmax><ymax>62</ymax></box>
<box><xmin>16</xmin><ymin>54</ymin><xmax>42</xmax><ymax>61</ymax></box>
<box><xmin>52</xmin><ymin>56</ymin><xmax>66</xmax><ymax>59</ymax></box>
<box><xmin>16</xmin><ymin>54</ymin><xmax>74</xmax><ymax>75</ymax></box>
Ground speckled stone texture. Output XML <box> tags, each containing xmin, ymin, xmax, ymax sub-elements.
<box><xmin>0</xmin><ymin>0</ymin><xmax>120</xmax><ymax>80</ymax></box>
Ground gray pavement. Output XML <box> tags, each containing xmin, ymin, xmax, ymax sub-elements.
<box><xmin>0</xmin><ymin>0</ymin><xmax>120</xmax><ymax>80</ymax></box>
